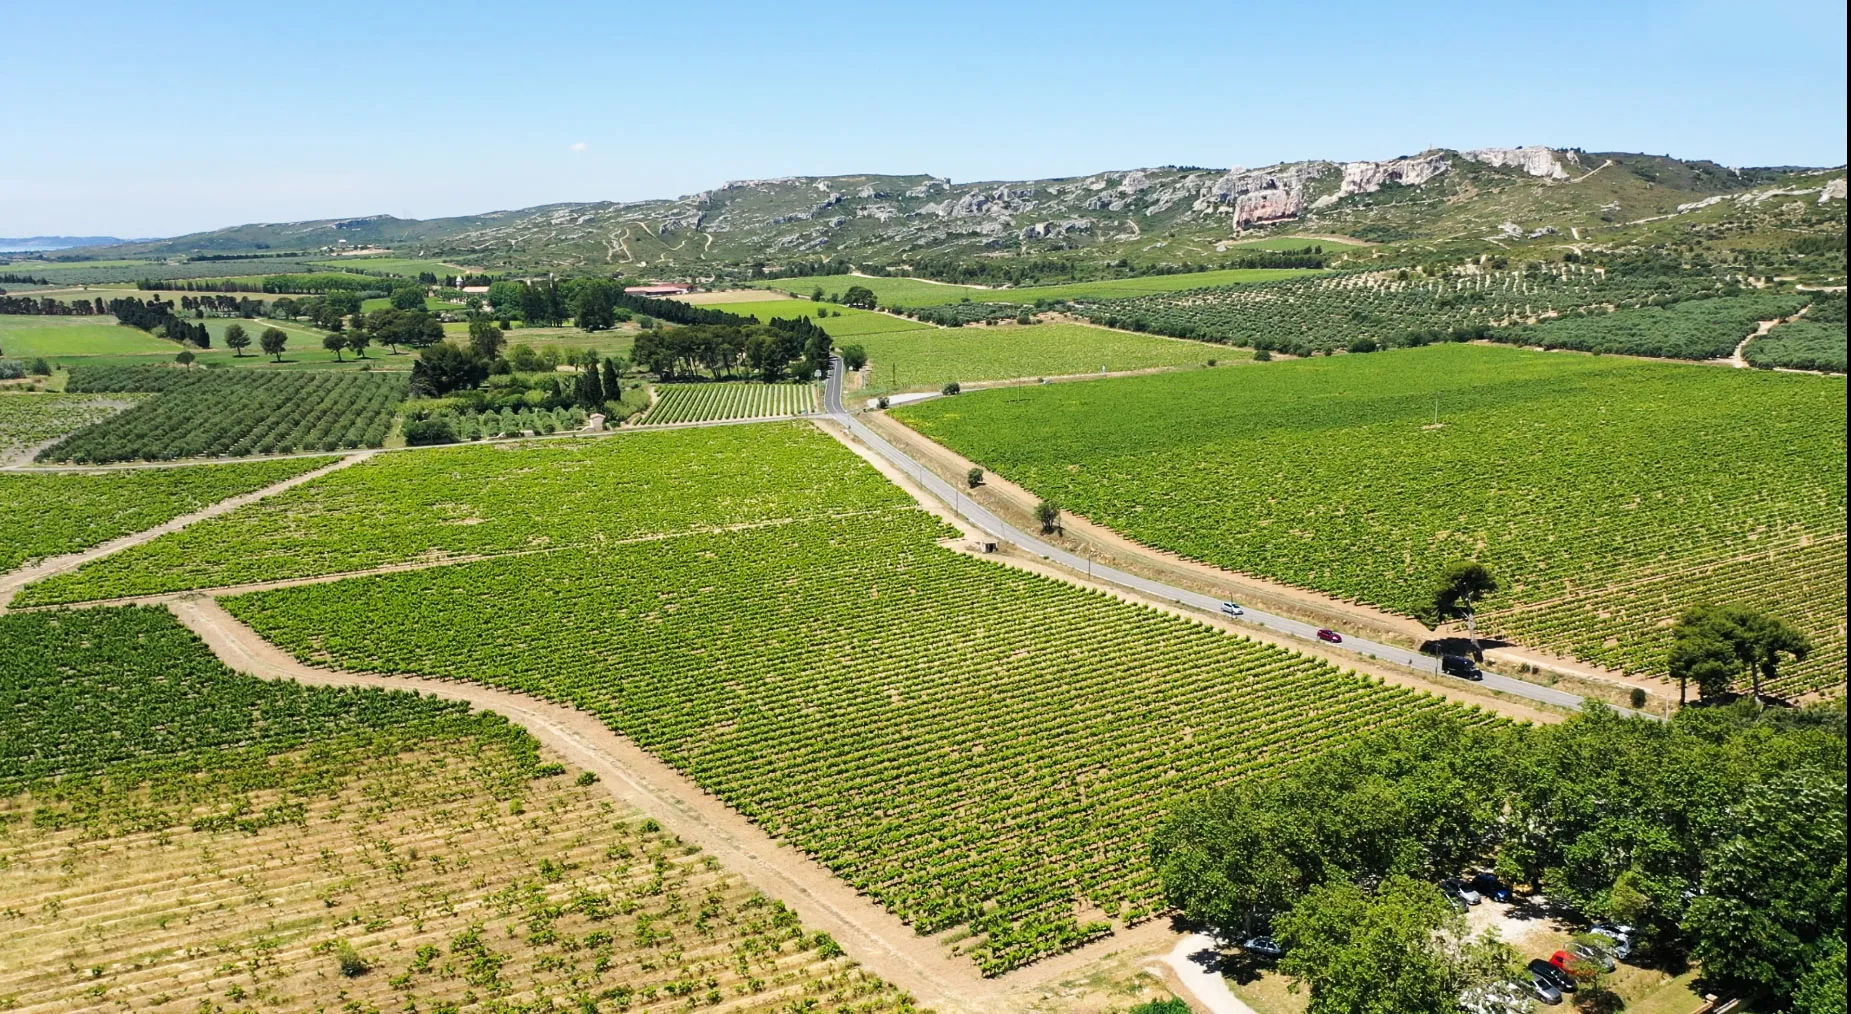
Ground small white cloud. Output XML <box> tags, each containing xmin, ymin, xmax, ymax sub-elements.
<box><xmin>569</xmin><ymin>142</ymin><xmax>589</xmax><ymax>153</ymax></box>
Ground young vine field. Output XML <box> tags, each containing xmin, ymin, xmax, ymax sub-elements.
<box><xmin>852</xmin><ymin>322</ymin><xmax>1227</xmax><ymax>395</ymax></box>
<box><xmin>640</xmin><ymin>382</ymin><xmax>816</xmax><ymax>424</ymax></box>
<box><xmin>41</xmin><ymin>366</ymin><xmax>407</xmax><ymax>462</ymax></box>
<box><xmin>0</xmin><ymin>391</ymin><xmax>141</xmax><ymax>458</ymax></box>
<box><xmin>0</xmin><ymin>457</ymin><xmax>324</xmax><ymax>572</ymax></box>
<box><xmin>18</xmin><ymin>423</ymin><xmax>910</xmax><ymax>606</ymax></box>
<box><xmin>1</xmin><ymin>607</ymin><xmax>921</xmax><ymax>1014</ymax></box>
<box><xmin>895</xmin><ymin>344</ymin><xmax>1848</xmax><ymax>695</ymax></box>
<box><xmin>225</xmin><ymin>509</ymin><xmax>1494</xmax><ymax>975</ymax></box>
<box><xmin>1074</xmin><ymin>263</ymin><xmax>1809</xmax><ymax>358</ymax></box>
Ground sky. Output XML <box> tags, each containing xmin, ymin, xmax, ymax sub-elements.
<box><xmin>4</xmin><ymin>0</ymin><xmax>1845</xmax><ymax>238</ymax></box>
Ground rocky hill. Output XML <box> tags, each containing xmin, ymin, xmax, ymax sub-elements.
<box><xmin>53</xmin><ymin>148</ymin><xmax>1846</xmax><ymax>276</ymax></box>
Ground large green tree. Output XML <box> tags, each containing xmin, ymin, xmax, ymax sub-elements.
<box><xmin>259</xmin><ymin>326</ymin><xmax>288</xmax><ymax>362</ymax></box>
<box><xmin>1430</xmin><ymin>560</ymin><xmax>1497</xmax><ymax>651</ymax></box>
<box><xmin>1275</xmin><ymin>876</ymin><xmax>1510</xmax><ymax>1014</ymax></box>
<box><xmin>223</xmin><ymin>322</ymin><xmax>251</xmax><ymax>357</ymax></box>
<box><xmin>1685</xmin><ymin>769</ymin><xmax>1846</xmax><ymax>1007</ymax></box>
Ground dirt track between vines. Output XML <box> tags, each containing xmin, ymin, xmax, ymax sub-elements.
<box><xmin>166</xmin><ymin>597</ymin><xmax>1181</xmax><ymax>1014</ymax></box>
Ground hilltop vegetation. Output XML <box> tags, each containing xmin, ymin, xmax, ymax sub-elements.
<box><xmin>895</xmin><ymin>344</ymin><xmax>1848</xmax><ymax>695</ymax></box>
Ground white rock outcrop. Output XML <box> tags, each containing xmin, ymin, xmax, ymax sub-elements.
<box><xmin>1463</xmin><ymin>146</ymin><xmax>1570</xmax><ymax>180</ymax></box>
<box><xmin>1820</xmin><ymin>178</ymin><xmax>1847</xmax><ymax>203</ymax></box>
<box><xmin>1339</xmin><ymin>154</ymin><xmax>1449</xmax><ymax>195</ymax></box>
<box><xmin>1193</xmin><ymin>164</ymin><xmax>1323</xmax><ymax>227</ymax></box>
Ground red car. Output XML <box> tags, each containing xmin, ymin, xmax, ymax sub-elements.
<box><xmin>1316</xmin><ymin>628</ymin><xmax>1343</xmax><ymax>644</ymax></box>
<box><xmin>1550</xmin><ymin>950</ymin><xmax>1598</xmax><ymax>982</ymax></box>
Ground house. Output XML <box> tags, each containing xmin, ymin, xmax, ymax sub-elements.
<box><xmin>459</xmin><ymin>285</ymin><xmax>491</xmax><ymax>294</ymax></box>
<box><xmin>625</xmin><ymin>284</ymin><xmax>692</xmax><ymax>297</ymax></box>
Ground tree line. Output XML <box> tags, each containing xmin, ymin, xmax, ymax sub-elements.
<box><xmin>109</xmin><ymin>297</ymin><xmax>210</xmax><ymax>347</ymax></box>
<box><xmin>1152</xmin><ymin>701</ymin><xmax>1845</xmax><ymax>1013</ymax></box>
<box><xmin>0</xmin><ymin>295</ymin><xmax>106</xmax><ymax>316</ymax></box>
<box><xmin>631</xmin><ymin>315</ymin><xmax>831</xmax><ymax>382</ymax></box>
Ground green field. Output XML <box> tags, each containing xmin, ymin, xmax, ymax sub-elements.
<box><xmin>755</xmin><ymin>268</ymin><xmax>1325</xmax><ymax>309</ymax></box>
<box><xmin>215</xmin><ymin>458</ymin><xmax>1489</xmax><ymax>975</ymax></box>
<box><xmin>854</xmin><ymin>322</ymin><xmax>1232</xmax><ymax>395</ymax></box>
<box><xmin>0</xmin><ymin>391</ymin><xmax>141</xmax><ymax>457</ymax></box>
<box><xmin>309</xmin><ymin>257</ymin><xmax>473</xmax><ymax>277</ymax></box>
<box><xmin>702</xmin><ymin>298</ymin><xmax>933</xmax><ymax>337</ymax></box>
<box><xmin>1</xmin><ymin>606</ymin><xmax>919</xmax><ymax>1014</ymax></box>
<box><xmin>894</xmin><ymin>344</ymin><xmax>1848</xmax><ymax>695</ymax></box>
<box><xmin>0</xmin><ymin>315</ymin><xmax>177</xmax><ymax>356</ymax></box>
<box><xmin>41</xmin><ymin>367</ymin><xmax>407</xmax><ymax>463</ymax></box>
<box><xmin>0</xmin><ymin>458</ymin><xmax>325</xmax><ymax>572</ymax></box>
<box><xmin>19</xmin><ymin>424</ymin><xmax>904</xmax><ymax>605</ymax></box>
<box><xmin>361</xmin><ymin>294</ymin><xmax>467</xmax><ymax>312</ymax></box>
<box><xmin>641</xmin><ymin>382</ymin><xmax>816</xmax><ymax>424</ymax></box>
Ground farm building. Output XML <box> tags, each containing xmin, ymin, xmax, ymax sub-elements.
<box><xmin>625</xmin><ymin>284</ymin><xmax>692</xmax><ymax>297</ymax></box>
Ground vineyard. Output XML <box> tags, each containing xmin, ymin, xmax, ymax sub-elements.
<box><xmin>0</xmin><ymin>607</ymin><xmax>921</xmax><ymax>1014</ymax></box>
<box><xmin>0</xmin><ymin>458</ymin><xmax>323</xmax><ymax>572</ymax></box>
<box><xmin>1746</xmin><ymin>292</ymin><xmax>1847</xmax><ymax>373</ymax></box>
<box><xmin>0</xmin><ymin>391</ymin><xmax>140</xmax><ymax>458</ymax></box>
<box><xmin>41</xmin><ymin>366</ymin><xmax>407</xmax><ymax>462</ymax></box>
<box><xmin>225</xmin><ymin>510</ymin><xmax>1494</xmax><ymax>974</ymax></box>
<box><xmin>755</xmin><ymin>268</ymin><xmax>1324</xmax><ymax>310</ymax></box>
<box><xmin>1073</xmin><ymin>264</ymin><xmax>1809</xmax><ymax>358</ymax></box>
<box><xmin>894</xmin><ymin>344</ymin><xmax>1848</xmax><ymax>695</ymax></box>
<box><xmin>19</xmin><ymin>423</ymin><xmax>910</xmax><ymax>605</ymax></box>
<box><xmin>853</xmin><ymin>323</ymin><xmax>1227</xmax><ymax>395</ymax></box>
<box><xmin>640</xmin><ymin>382</ymin><xmax>816</xmax><ymax>424</ymax></box>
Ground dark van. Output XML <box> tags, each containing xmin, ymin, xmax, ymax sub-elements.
<box><xmin>1441</xmin><ymin>654</ymin><xmax>1483</xmax><ymax>681</ymax></box>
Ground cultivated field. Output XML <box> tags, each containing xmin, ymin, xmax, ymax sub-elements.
<box><xmin>226</xmin><ymin>509</ymin><xmax>1491</xmax><ymax>975</ymax></box>
<box><xmin>641</xmin><ymin>383</ymin><xmax>816</xmax><ymax>424</ymax></box>
<box><xmin>0</xmin><ymin>314</ymin><xmax>177</xmax><ymax>356</ymax></box>
<box><xmin>19</xmin><ymin>424</ymin><xmax>905</xmax><ymax>605</ymax></box>
<box><xmin>894</xmin><ymin>344</ymin><xmax>1848</xmax><ymax>695</ymax></box>
<box><xmin>42</xmin><ymin>366</ymin><xmax>407</xmax><ymax>462</ymax></box>
<box><xmin>854</xmin><ymin>323</ymin><xmax>1230</xmax><ymax>394</ymax></box>
<box><xmin>1078</xmin><ymin>265</ymin><xmax>1812</xmax><ymax>357</ymax></box>
<box><xmin>0</xmin><ymin>458</ymin><xmax>324</xmax><ymax>572</ymax></box>
<box><xmin>754</xmin><ymin>268</ymin><xmax>1325</xmax><ymax>309</ymax></box>
<box><xmin>0</xmin><ymin>607</ymin><xmax>922</xmax><ymax>1014</ymax></box>
<box><xmin>308</xmin><ymin>256</ymin><xmax>472</xmax><ymax>277</ymax></box>
<box><xmin>0</xmin><ymin>391</ymin><xmax>140</xmax><ymax>458</ymax></box>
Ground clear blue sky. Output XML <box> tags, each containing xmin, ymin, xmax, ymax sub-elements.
<box><xmin>5</xmin><ymin>0</ymin><xmax>1844</xmax><ymax>238</ymax></box>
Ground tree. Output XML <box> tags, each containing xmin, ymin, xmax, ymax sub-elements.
<box><xmin>415</xmin><ymin>342</ymin><xmax>489</xmax><ymax>395</ymax></box>
<box><xmin>1685</xmin><ymin>769</ymin><xmax>1846</xmax><ymax>1007</ymax></box>
<box><xmin>942</xmin><ymin>381</ymin><xmax>961</xmax><ymax>395</ymax></box>
<box><xmin>1275</xmin><ymin>876</ymin><xmax>1511</xmax><ymax>1014</ymax></box>
<box><xmin>602</xmin><ymin>356</ymin><xmax>624</xmax><ymax>397</ymax></box>
<box><xmin>259</xmin><ymin>327</ymin><xmax>288</xmax><ymax>362</ymax></box>
<box><xmin>1670</xmin><ymin>609</ymin><xmax>1745</xmax><ymax>703</ymax></box>
<box><xmin>1793</xmin><ymin>941</ymin><xmax>1847</xmax><ymax>1014</ymax></box>
<box><xmin>1036</xmin><ymin>499</ymin><xmax>1061</xmax><ymax>534</ymax></box>
<box><xmin>841</xmin><ymin>344</ymin><xmax>868</xmax><ymax>371</ymax></box>
<box><xmin>390</xmin><ymin>286</ymin><xmax>426</xmax><ymax>311</ymax></box>
<box><xmin>967</xmin><ymin>468</ymin><xmax>984</xmax><ymax>488</ymax></box>
<box><xmin>175</xmin><ymin>349</ymin><xmax>195</xmax><ymax>368</ymax></box>
<box><xmin>224</xmin><ymin>322</ymin><xmax>251</xmax><ymax>357</ymax></box>
<box><xmin>468</xmin><ymin>317</ymin><xmax>506</xmax><ymax>361</ymax></box>
<box><xmin>346</xmin><ymin>329</ymin><xmax>371</xmax><ymax>359</ymax></box>
<box><xmin>323</xmin><ymin>333</ymin><xmax>348</xmax><ymax>361</ymax></box>
<box><xmin>574</xmin><ymin>280</ymin><xmax>620</xmax><ymax>332</ymax></box>
<box><xmin>811</xmin><ymin>287</ymin><xmax>825</xmax><ymax>302</ymax></box>
<box><xmin>1670</xmin><ymin>605</ymin><xmax>1812</xmax><ymax>702</ymax></box>
<box><xmin>1431</xmin><ymin>560</ymin><xmax>1498</xmax><ymax>655</ymax></box>
<box><xmin>574</xmin><ymin>359</ymin><xmax>606</xmax><ymax>409</ymax></box>
<box><xmin>841</xmin><ymin>285</ymin><xmax>877</xmax><ymax>309</ymax></box>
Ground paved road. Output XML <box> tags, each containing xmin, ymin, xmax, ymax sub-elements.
<box><xmin>826</xmin><ymin>357</ymin><xmax>1655</xmax><ymax>720</ymax></box>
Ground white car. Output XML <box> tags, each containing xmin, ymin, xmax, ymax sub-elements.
<box><xmin>1220</xmin><ymin>602</ymin><xmax>1245</xmax><ymax>617</ymax></box>
<box><xmin>1590</xmin><ymin>924</ymin><xmax>1634</xmax><ymax>959</ymax></box>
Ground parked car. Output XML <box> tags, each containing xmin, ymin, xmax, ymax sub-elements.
<box><xmin>1442</xmin><ymin>654</ymin><xmax>1484</xmax><ymax>680</ymax></box>
<box><xmin>1442</xmin><ymin>878</ymin><xmax>1482</xmax><ymax>905</ymax></box>
<box><xmin>1220</xmin><ymin>601</ymin><xmax>1245</xmax><ymax>617</ymax></box>
<box><xmin>1589</xmin><ymin>924</ymin><xmax>1634</xmax><ymax>959</ymax></box>
<box><xmin>1316</xmin><ymin>628</ymin><xmax>1343</xmax><ymax>643</ymax></box>
<box><xmin>1529</xmin><ymin>958</ymin><xmax>1577</xmax><ymax>993</ymax></box>
<box><xmin>1470</xmin><ymin>871</ymin><xmax>1514</xmax><ymax>902</ymax></box>
<box><xmin>1241</xmin><ymin>935</ymin><xmax>1284</xmax><ymax>959</ymax></box>
<box><xmin>1528</xmin><ymin>971</ymin><xmax>1565</xmax><ymax>1005</ymax></box>
<box><xmin>1551</xmin><ymin>949</ymin><xmax>1601</xmax><ymax>982</ymax></box>
<box><xmin>1569</xmin><ymin>940</ymin><xmax>1617</xmax><ymax>972</ymax></box>
<box><xmin>1461</xmin><ymin>980</ymin><xmax>1531</xmax><ymax>1014</ymax></box>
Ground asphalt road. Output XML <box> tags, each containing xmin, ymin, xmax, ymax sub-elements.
<box><xmin>826</xmin><ymin>357</ymin><xmax>1656</xmax><ymax>720</ymax></box>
